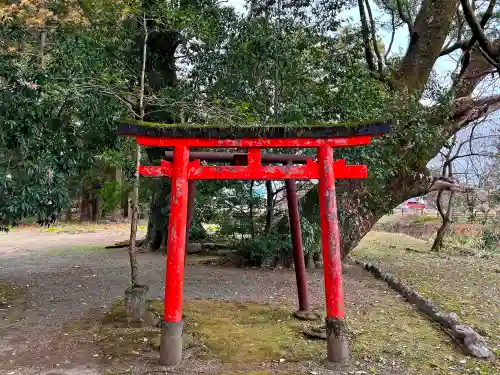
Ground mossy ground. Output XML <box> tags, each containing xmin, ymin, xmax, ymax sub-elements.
<box><xmin>353</xmin><ymin>231</ymin><xmax>500</xmax><ymax>374</ymax></box>
<box><xmin>97</xmin><ymin>298</ymin><xmax>323</xmax><ymax>367</ymax></box>
<box><xmin>151</xmin><ymin>299</ymin><xmax>322</xmax><ymax>364</ymax></box>
<box><xmin>91</xmin><ymin>293</ymin><xmax>493</xmax><ymax>375</ymax></box>
<box><xmin>0</xmin><ymin>281</ymin><xmax>25</xmax><ymax>308</ymax></box>
<box><xmin>0</xmin><ymin>281</ymin><xmax>27</xmax><ymax>328</ymax></box>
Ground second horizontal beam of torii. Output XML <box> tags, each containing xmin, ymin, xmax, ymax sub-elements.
<box><xmin>140</xmin><ymin>153</ymin><xmax>367</xmax><ymax>180</ymax></box>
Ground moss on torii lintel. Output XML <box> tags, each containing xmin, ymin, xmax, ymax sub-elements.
<box><xmin>117</xmin><ymin>118</ymin><xmax>392</xmax><ymax>139</ymax></box>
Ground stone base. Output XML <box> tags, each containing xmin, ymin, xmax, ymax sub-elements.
<box><xmin>293</xmin><ymin>310</ymin><xmax>321</xmax><ymax>321</ymax></box>
<box><xmin>325</xmin><ymin>318</ymin><xmax>349</xmax><ymax>364</ymax></box>
<box><xmin>124</xmin><ymin>285</ymin><xmax>148</xmax><ymax>323</ymax></box>
<box><xmin>159</xmin><ymin>321</ymin><xmax>184</xmax><ymax>366</ymax></box>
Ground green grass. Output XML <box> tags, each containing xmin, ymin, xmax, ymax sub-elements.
<box><xmin>411</xmin><ymin>215</ymin><xmax>440</xmax><ymax>224</ymax></box>
<box><xmin>47</xmin><ymin>244</ymin><xmax>112</xmax><ymax>255</ymax></box>
<box><xmin>353</xmin><ymin>231</ymin><xmax>500</xmax><ymax>374</ymax></box>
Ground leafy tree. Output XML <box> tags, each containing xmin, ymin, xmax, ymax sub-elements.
<box><xmin>0</xmin><ymin>0</ymin><xmax>134</xmax><ymax>230</ymax></box>
<box><xmin>2</xmin><ymin>0</ymin><xmax>500</xmax><ymax>263</ymax></box>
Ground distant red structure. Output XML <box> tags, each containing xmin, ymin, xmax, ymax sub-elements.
<box><xmin>119</xmin><ymin>121</ymin><xmax>390</xmax><ymax>367</ymax></box>
<box><xmin>405</xmin><ymin>199</ymin><xmax>426</xmax><ymax>210</ymax></box>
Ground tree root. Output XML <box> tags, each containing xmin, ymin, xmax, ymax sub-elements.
<box><xmin>352</xmin><ymin>259</ymin><xmax>493</xmax><ymax>359</ymax></box>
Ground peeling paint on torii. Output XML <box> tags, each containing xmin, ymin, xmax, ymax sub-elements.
<box><xmin>118</xmin><ymin>121</ymin><xmax>391</xmax><ymax>367</ymax></box>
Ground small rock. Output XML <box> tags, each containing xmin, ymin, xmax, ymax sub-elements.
<box><xmin>452</xmin><ymin>324</ymin><xmax>474</xmax><ymax>339</ymax></box>
<box><xmin>217</xmin><ymin>249</ymin><xmax>235</xmax><ymax>256</ymax></box>
<box><xmin>279</xmin><ymin>358</ymin><xmax>285</xmax><ymax>363</ymax></box>
<box><xmin>309</xmin><ymin>372</ymin><xmax>318</xmax><ymax>375</ymax></box>
<box><xmin>459</xmin><ymin>360</ymin><xmax>466</xmax><ymax>364</ymax></box>
<box><xmin>186</xmin><ymin>243</ymin><xmax>203</xmax><ymax>254</ymax></box>
<box><xmin>463</xmin><ymin>333</ymin><xmax>491</xmax><ymax>358</ymax></box>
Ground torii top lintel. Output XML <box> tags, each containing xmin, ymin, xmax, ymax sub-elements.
<box><xmin>118</xmin><ymin>120</ymin><xmax>391</xmax><ymax>180</ymax></box>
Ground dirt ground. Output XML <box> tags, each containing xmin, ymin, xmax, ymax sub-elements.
<box><xmin>0</xmin><ymin>227</ymin><xmax>497</xmax><ymax>375</ymax></box>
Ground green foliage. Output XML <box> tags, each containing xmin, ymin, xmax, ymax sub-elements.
<box><xmin>481</xmin><ymin>229</ymin><xmax>500</xmax><ymax>252</ymax></box>
<box><xmin>300</xmin><ymin>216</ymin><xmax>321</xmax><ymax>255</ymax></box>
<box><xmin>238</xmin><ymin>235</ymin><xmax>291</xmax><ymax>267</ymax></box>
<box><xmin>189</xmin><ymin>215</ymin><xmax>208</xmax><ymax>241</ymax></box>
<box><xmin>100</xmin><ymin>181</ymin><xmax>123</xmax><ymax>215</ymax></box>
<box><xmin>0</xmin><ymin>1</ymin><xmax>134</xmax><ymax>229</ymax></box>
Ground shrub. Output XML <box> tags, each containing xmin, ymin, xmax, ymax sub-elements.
<box><xmin>481</xmin><ymin>229</ymin><xmax>500</xmax><ymax>252</ymax></box>
<box><xmin>238</xmin><ymin>235</ymin><xmax>291</xmax><ymax>267</ymax></box>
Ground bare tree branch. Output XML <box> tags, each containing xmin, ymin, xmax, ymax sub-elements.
<box><xmin>429</xmin><ymin>178</ymin><xmax>464</xmax><ymax>192</ymax></box>
<box><xmin>452</xmin><ymin>94</ymin><xmax>500</xmax><ymax>130</ymax></box>
<box><xmin>460</xmin><ymin>0</ymin><xmax>499</xmax><ymax>71</ymax></box>
<box><xmin>454</xmin><ymin>39</ymin><xmax>499</xmax><ymax>97</ymax></box>
<box><xmin>440</xmin><ymin>40</ymin><xmax>468</xmax><ymax>56</ymax></box>
<box><xmin>384</xmin><ymin>12</ymin><xmax>396</xmax><ymax>61</ymax></box>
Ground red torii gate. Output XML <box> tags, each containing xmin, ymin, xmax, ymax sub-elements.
<box><xmin>119</xmin><ymin>121</ymin><xmax>390</xmax><ymax>367</ymax></box>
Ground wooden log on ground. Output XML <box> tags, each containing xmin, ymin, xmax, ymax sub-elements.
<box><xmin>105</xmin><ymin>239</ymin><xmax>145</xmax><ymax>249</ymax></box>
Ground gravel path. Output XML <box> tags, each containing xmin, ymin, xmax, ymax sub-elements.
<box><xmin>0</xmin><ymin>230</ymin><xmax>395</xmax><ymax>375</ymax></box>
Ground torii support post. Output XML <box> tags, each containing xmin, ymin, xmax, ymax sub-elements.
<box><xmin>318</xmin><ymin>145</ymin><xmax>348</xmax><ymax>364</ymax></box>
<box><xmin>160</xmin><ymin>145</ymin><xmax>189</xmax><ymax>366</ymax></box>
<box><xmin>286</xmin><ymin>177</ymin><xmax>316</xmax><ymax>320</ymax></box>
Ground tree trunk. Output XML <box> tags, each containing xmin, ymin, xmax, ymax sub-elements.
<box><xmin>138</xmin><ymin>14</ymin><xmax>180</xmax><ymax>251</ymax></box>
<box><xmin>431</xmin><ymin>190</ymin><xmax>454</xmax><ymax>252</ymax></box>
<box><xmin>432</xmin><ymin>219</ymin><xmax>452</xmax><ymax>251</ymax></box>
<box><xmin>393</xmin><ymin>0</ymin><xmax>458</xmax><ymax>92</ymax></box>
<box><xmin>87</xmin><ymin>191</ymin><xmax>94</xmax><ymax>223</ymax></box>
<box><xmin>128</xmin><ymin>143</ymin><xmax>140</xmax><ymax>286</ymax></box>
<box><xmin>122</xmin><ymin>192</ymin><xmax>129</xmax><ymax>219</ymax></box>
<box><xmin>465</xmin><ymin>192</ymin><xmax>477</xmax><ymax>223</ymax></box>
<box><xmin>65</xmin><ymin>206</ymin><xmax>72</xmax><ymax>222</ymax></box>
<box><xmin>80</xmin><ymin>189</ymin><xmax>91</xmax><ymax>222</ymax></box>
<box><xmin>92</xmin><ymin>194</ymin><xmax>102</xmax><ymax>222</ymax></box>
<box><xmin>112</xmin><ymin>166</ymin><xmax>123</xmax><ymax>222</ymax></box>
<box><xmin>142</xmin><ymin>180</ymin><xmax>171</xmax><ymax>252</ymax></box>
<box><xmin>265</xmin><ymin>181</ymin><xmax>274</xmax><ymax>235</ymax></box>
